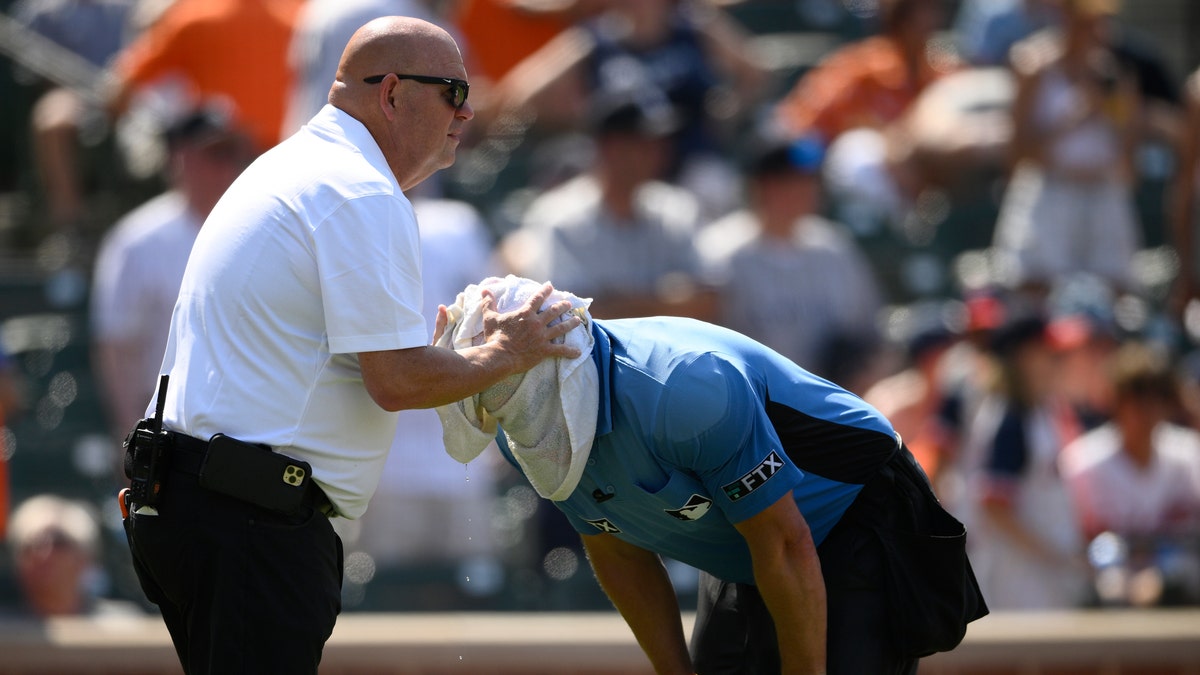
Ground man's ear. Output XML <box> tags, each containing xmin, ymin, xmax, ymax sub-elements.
<box><xmin>378</xmin><ymin>76</ymin><xmax>399</xmax><ymax>120</ymax></box>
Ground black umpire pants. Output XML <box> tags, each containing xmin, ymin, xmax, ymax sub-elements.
<box><xmin>691</xmin><ymin>449</ymin><xmax>931</xmax><ymax>675</ymax></box>
<box><xmin>123</xmin><ymin>468</ymin><xmax>343</xmax><ymax>675</ymax></box>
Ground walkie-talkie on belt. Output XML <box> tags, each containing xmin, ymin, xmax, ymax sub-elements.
<box><xmin>125</xmin><ymin>374</ymin><xmax>170</xmax><ymax>507</ymax></box>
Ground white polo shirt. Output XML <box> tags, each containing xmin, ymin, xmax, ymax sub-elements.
<box><xmin>156</xmin><ymin>105</ymin><xmax>428</xmax><ymax>518</ymax></box>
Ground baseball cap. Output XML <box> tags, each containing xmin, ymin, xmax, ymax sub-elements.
<box><xmin>744</xmin><ymin>132</ymin><xmax>825</xmax><ymax>177</ymax></box>
<box><xmin>987</xmin><ymin>313</ymin><xmax>1048</xmax><ymax>357</ymax></box>
<box><xmin>164</xmin><ymin>105</ymin><xmax>242</xmax><ymax>148</ymax></box>
<box><xmin>587</xmin><ymin>89</ymin><xmax>681</xmax><ymax>138</ymax></box>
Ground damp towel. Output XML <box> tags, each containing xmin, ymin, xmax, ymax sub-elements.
<box><xmin>434</xmin><ymin>275</ymin><xmax>598</xmax><ymax>501</ymax></box>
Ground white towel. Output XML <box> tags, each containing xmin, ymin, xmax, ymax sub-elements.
<box><xmin>434</xmin><ymin>275</ymin><xmax>598</xmax><ymax>501</ymax></box>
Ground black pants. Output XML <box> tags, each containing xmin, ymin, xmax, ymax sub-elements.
<box><xmin>123</xmin><ymin>469</ymin><xmax>343</xmax><ymax>675</ymax></box>
<box><xmin>691</xmin><ymin>450</ymin><xmax>934</xmax><ymax>675</ymax></box>
<box><xmin>691</xmin><ymin>524</ymin><xmax>919</xmax><ymax>675</ymax></box>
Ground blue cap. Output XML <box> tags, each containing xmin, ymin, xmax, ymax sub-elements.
<box><xmin>746</xmin><ymin>133</ymin><xmax>825</xmax><ymax>176</ymax></box>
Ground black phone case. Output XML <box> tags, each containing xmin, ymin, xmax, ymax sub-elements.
<box><xmin>198</xmin><ymin>434</ymin><xmax>311</xmax><ymax>514</ymax></box>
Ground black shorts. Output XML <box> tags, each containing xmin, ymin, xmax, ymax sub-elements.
<box><xmin>690</xmin><ymin>446</ymin><xmax>985</xmax><ymax>674</ymax></box>
<box><xmin>690</xmin><ymin>510</ymin><xmax>919</xmax><ymax>675</ymax></box>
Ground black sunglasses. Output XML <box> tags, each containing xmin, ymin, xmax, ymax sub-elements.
<box><xmin>363</xmin><ymin>73</ymin><xmax>469</xmax><ymax>109</ymax></box>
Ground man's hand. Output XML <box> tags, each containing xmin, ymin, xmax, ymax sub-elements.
<box><xmin>364</xmin><ymin>282</ymin><xmax>583</xmax><ymax>412</ymax></box>
<box><xmin>478</xmin><ymin>282</ymin><xmax>582</xmax><ymax>374</ymax></box>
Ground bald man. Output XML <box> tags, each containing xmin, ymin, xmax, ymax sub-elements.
<box><xmin>120</xmin><ymin>17</ymin><xmax>581</xmax><ymax>675</ymax></box>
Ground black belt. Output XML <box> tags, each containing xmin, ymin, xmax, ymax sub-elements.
<box><xmin>166</xmin><ymin>431</ymin><xmax>216</xmax><ymax>475</ymax></box>
<box><xmin>165</xmin><ymin>431</ymin><xmax>336</xmax><ymax>517</ymax></box>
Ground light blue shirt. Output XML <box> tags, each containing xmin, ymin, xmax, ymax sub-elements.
<box><xmin>498</xmin><ymin>317</ymin><xmax>898</xmax><ymax>584</ymax></box>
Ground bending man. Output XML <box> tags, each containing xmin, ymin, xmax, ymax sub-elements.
<box><xmin>436</xmin><ymin>275</ymin><xmax>987</xmax><ymax>674</ymax></box>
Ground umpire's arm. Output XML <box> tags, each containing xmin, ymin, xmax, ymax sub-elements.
<box><xmin>734</xmin><ymin>492</ymin><xmax>827</xmax><ymax>675</ymax></box>
<box><xmin>580</xmin><ymin>533</ymin><xmax>695</xmax><ymax>675</ymax></box>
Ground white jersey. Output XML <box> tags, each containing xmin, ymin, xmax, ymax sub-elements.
<box><xmin>1060</xmin><ymin>422</ymin><xmax>1200</xmax><ymax>538</ymax></box>
<box><xmin>91</xmin><ymin>191</ymin><xmax>201</xmax><ymax>399</ymax></box>
<box><xmin>157</xmin><ymin>105</ymin><xmax>428</xmax><ymax>518</ymax></box>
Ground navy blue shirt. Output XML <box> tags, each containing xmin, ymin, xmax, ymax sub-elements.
<box><xmin>497</xmin><ymin>317</ymin><xmax>898</xmax><ymax>584</ymax></box>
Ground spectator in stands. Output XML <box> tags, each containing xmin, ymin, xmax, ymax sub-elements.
<box><xmin>865</xmin><ymin>304</ymin><xmax>965</xmax><ymax>489</ymax></box>
<box><xmin>698</xmin><ymin>128</ymin><xmax>884</xmax><ymax>392</ymax></box>
<box><xmin>1059</xmin><ymin>342</ymin><xmax>1200</xmax><ymax>541</ymax></box>
<box><xmin>955</xmin><ymin>309</ymin><xmax>1092</xmax><ymax>609</ymax></box>
<box><xmin>931</xmin><ymin>288</ymin><xmax>1018</xmax><ymax>504</ymax></box>
<box><xmin>781</xmin><ymin>0</ymin><xmax>979</xmax><ymax>259</ymax></box>
<box><xmin>820</xmin><ymin>65</ymin><xmax>1014</xmax><ymax>238</ymax></box>
<box><xmin>990</xmin><ymin>0</ymin><xmax>1142</xmax><ymax>298</ymax></box>
<box><xmin>503</xmin><ymin>91</ymin><xmax>717</xmax><ymax>321</ymax></box>
<box><xmin>12</xmin><ymin>0</ymin><xmax>136</xmax><ymax>235</ymax></box>
<box><xmin>489</xmin><ymin>0</ymin><xmax>768</xmax><ymax>216</ymax></box>
<box><xmin>89</xmin><ymin>105</ymin><xmax>255</xmax><ymax>454</ymax></box>
<box><xmin>1043</xmin><ymin>275</ymin><xmax>1122</xmax><ymax>430</ymax></box>
<box><xmin>107</xmin><ymin>0</ymin><xmax>306</xmax><ymax>156</ymax></box>
<box><xmin>451</xmin><ymin>0</ymin><xmax>606</xmax><ymax>88</ymax></box>
<box><xmin>4</xmin><ymin>494</ymin><xmax>141</xmax><ymax>617</ymax></box>
<box><xmin>774</xmin><ymin>0</ymin><xmax>958</xmax><ymax>148</ymax></box>
<box><xmin>1060</xmin><ymin>341</ymin><xmax>1200</xmax><ymax>606</ymax></box>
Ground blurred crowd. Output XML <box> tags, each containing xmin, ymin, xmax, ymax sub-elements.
<box><xmin>0</xmin><ymin>0</ymin><xmax>1199</xmax><ymax>617</ymax></box>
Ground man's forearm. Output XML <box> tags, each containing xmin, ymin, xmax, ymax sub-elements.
<box><xmin>752</xmin><ymin>541</ymin><xmax>827</xmax><ymax>675</ymax></box>
<box><xmin>361</xmin><ymin>287</ymin><xmax>583</xmax><ymax>411</ymax></box>
<box><xmin>360</xmin><ymin>343</ymin><xmax>528</xmax><ymax>411</ymax></box>
<box><xmin>582</xmin><ymin>535</ymin><xmax>693</xmax><ymax>675</ymax></box>
<box><xmin>737</xmin><ymin>495</ymin><xmax>827</xmax><ymax>674</ymax></box>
